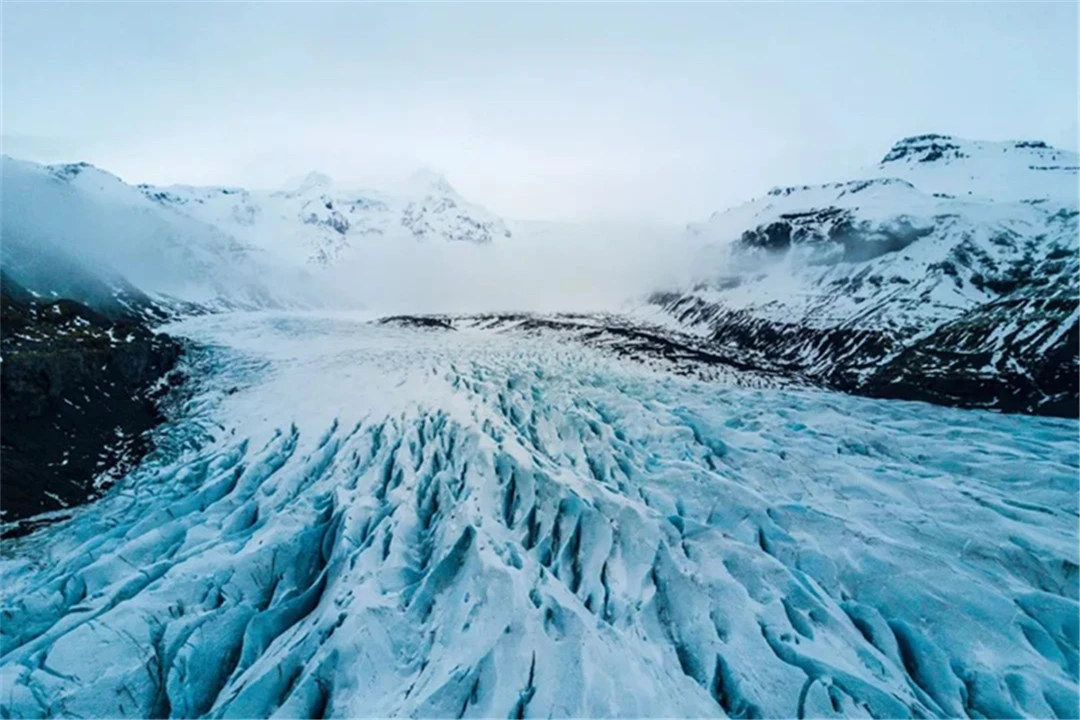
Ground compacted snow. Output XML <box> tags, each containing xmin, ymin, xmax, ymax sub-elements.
<box><xmin>2</xmin><ymin>313</ymin><xmax>1077</xmax><ymax>718</ymax></box>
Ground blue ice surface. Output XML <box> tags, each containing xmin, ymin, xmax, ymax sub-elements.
<box><xmin>1</xmin><ymin>312</ymin><xmax>1076</xmax><ymax>718</ymax></box>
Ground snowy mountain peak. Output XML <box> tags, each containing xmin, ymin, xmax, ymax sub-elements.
<box><xmin>868</xmin><ymin>134</ymin><xmax>1078</xmax><ymax>204</ymax></box>
<box><xmin>880</xmin><ymin>133</ymin><xmax>968</xmax><ymax>164</ymax></box>
<box><xmin>19</xmin><ymin>157</ymin><xmax>165</xmax><ymax>210</ymax></box>
<box><xmin>284</xmin><ymin>170</ymin><xmax>335</xmax><ymax>194</ymax></box>
<box><xmin>124</xmin><ymin>162</ymin><xmax>512</xmax><ymax>265</ymax></box>
<box><xmin>880</xmin><ymin>133</ymin><xmax>1073</xmax><ymax>168</ymax></box>
<box><xmin>44</xmin><ymin>160</ymin><xmax>99</xmax><ymax>180</ymax></box>
<box><xmin>404</xmin><ymin>168</ymin><xmax>457</xmax><ymax>197</ymax></box>
<box><xmin>42</xmin><ymin>160</ymin><xmax>130</xmax><ymax>192</ymax></box>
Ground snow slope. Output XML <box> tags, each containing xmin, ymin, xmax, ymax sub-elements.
<box><xmin>651</xmin><ymin>135</ymin><xmax>1079</xmax><ymax>415</ymax></box>
<box><xmin>1</xmin><ymin>312</ymin><xmax>1076</xmax><ymax>718</ymax></box>
<box><xmin>1</xmin><ymin>157</ymin><xmax>320</xmax><ymax>313</ymax></box>
<box><xmin>138</xmin><ymin>169</ymin><xmax>512</xmax><ymax>267</ymax></box>
<box><xmin>864</xmin><ymin>135</ymin><xmax>1077</xmax><ymax>204</ymax></box>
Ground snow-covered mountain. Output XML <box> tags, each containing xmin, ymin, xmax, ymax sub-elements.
<box><xmin>3</xmin><ymin>136</ymin><xmax>1076</xmax><ymax>416</ymax></box>
<box><xmin>1</xmin><ymin>156</ymin><xmax>320</xmax><ymax>315</ymax></box>
<box><xmin>1</xmin><ymin>157</ymin><xmax>512</xmax><ymax>316</ymax></box>
<box><xmin>138</xmin><ymin>168</ymin><xmax>512</xmax><ymax>266</ymax></box>
<box><xmin>648</xmin><ymin>135</ymin><xmax>1079</xmax><ymax>416</ymax></box>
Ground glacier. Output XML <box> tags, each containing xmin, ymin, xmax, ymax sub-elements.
<box><xmin>1</xmin><ymin>312</ymin><xmax>1076</xmax><ymax>718</ymax></box>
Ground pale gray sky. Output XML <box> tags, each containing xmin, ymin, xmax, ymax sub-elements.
<box><xmin>3</xmin><ymin>2</ymin><xmax>1077</xmax><ymax>222</ymax></box>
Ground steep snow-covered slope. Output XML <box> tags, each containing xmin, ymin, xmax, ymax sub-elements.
<box><xmin>1</xmin><ymin>157</ymin><xmax>321</xmax><ymax>313</ymax></box>
<box><xmin>138</xmin><ymin>169</ymin><xmax>512</xmax><ymax>266</ymax></box>
<box><xmin>651</xmin><ymin>135</ymin><xmax>1079</xmax><ymax>416</ymax></box>
<box><xmin>1</xmin><ymin>313</ymin><xmax>1075</xmax><ymax>718</ymax></box>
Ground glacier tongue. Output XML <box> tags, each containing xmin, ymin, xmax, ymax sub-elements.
<box><xmin>1</xmin><ymin>313</ymin><xmax>1077</xmax><ymax>718</ymax></box>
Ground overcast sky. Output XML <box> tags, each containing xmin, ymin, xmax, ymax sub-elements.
<box><xmin>4</xmin><ymin>2</ymin><xmax>1077</xmax><ymax>222</ymax></box>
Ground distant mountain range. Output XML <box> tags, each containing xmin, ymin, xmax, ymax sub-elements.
<box><xmin>138</xmin><ymin>167</ymin><xmax>512</xmax><ymax>266</ymax></box>
<box><xmin>0</xmin><ymin>157</ymin><xmax>512</xmax><ymax>316</ymax></box>
<box><xmin>2</xmin><ymin>133</ymin><xmax>1076</xmax><ymax>415</ymax></box>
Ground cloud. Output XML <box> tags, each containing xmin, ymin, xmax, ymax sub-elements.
<box><xmin>320</xmin><ymin>221</ymin><xmax>696</xmax><ymax>314</ymax></box>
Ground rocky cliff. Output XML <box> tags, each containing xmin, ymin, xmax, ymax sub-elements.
<box><xmin>1</xmin><ymin>274</ymin><xmax>182</xmax><ymax>530</ymax></box>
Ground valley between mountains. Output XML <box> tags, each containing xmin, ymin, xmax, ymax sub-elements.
<box><xmin>2</xmin><ymin>312</ymin><xmax>1077</xmax><ymax>718</ymax></box>
<box><xmin>0</xmin><ymin>134</ymin><xmax>1077</xmax><ymax>718</ymax></box>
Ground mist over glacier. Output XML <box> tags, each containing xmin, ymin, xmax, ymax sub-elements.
<box><xmin>317</xmin><ymin>220</ymin><xmax>695</xmax><ymax>314</ymax></box>
<box><xmin>0</xmin><ymin>155</ymin><xmax>708</xmax><ymax>317</ymax></box>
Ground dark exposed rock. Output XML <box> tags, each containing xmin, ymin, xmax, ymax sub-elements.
<box><xmin>378</xmin><ymin>315</ymin><xmax>456</xmax><ymax>330</ymax></box>
<box><xmin>1</xmin><ymin>275</ymin><xmax>182</xmax><ymax>530</ymax></box>
<box><xmin>734</xmin><ymin>209</ymin><xmax>935</xmax><ymax>265</ymax></box>
<box><xmin>882</xmin><ymin>135</ymin><xmax>968</xmax><ymax>164</ymax></box>
<box><xmin>860</xmin><ymin>294</ymin><xmax>1079</xmax><ymax>417</ymax></box>
<box><xmin>650</xmin><ymin>292</ymin><xmax>894</xmax><ymax>389</ymax></box>
<box><xmin>739</xmin><ymin>222</ymin><xmax>792</xmax><ymax>253</ymax></box>
<box><xmin>648</xmin><ymin>284</ymin><xmax>1079</xmax><ymax>418</ymax></box>
<box><xmin>301</xmin><ymin>195</ymin><xmax>351</xmax><ymax>235</ymax></box>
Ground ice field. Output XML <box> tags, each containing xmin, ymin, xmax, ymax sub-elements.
<box><xmin>1</xmin><ymin>312</ymin><xmax>1077</xmax><ymax>718</ymax></box>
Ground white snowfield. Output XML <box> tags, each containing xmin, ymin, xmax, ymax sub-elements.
<box><xmin>2</xmin><ymin>313</ymin><xmax>1077</xmax><ymax>718</ymax></box>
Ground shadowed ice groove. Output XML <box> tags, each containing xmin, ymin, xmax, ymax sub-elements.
<box><xmin>1</xmin><ymin>312</ymin><xmax>1077</xmax><ymax>718</ymax></box>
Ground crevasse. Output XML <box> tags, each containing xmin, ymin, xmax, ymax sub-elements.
<box><xmin>1</xmin><ymin>313</ymin><xmax>1076</xmax><ymax>718</ymax></box>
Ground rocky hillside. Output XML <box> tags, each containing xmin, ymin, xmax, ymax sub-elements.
<box><xmin>649</xmin><ymin>135</ymin><xmax>1079</xmax><ymax>417</ymax></box>
<box><xmin>0</xmin><ymin>274</ymin><xmax>182</xmax><ymax>531</ymax></box>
